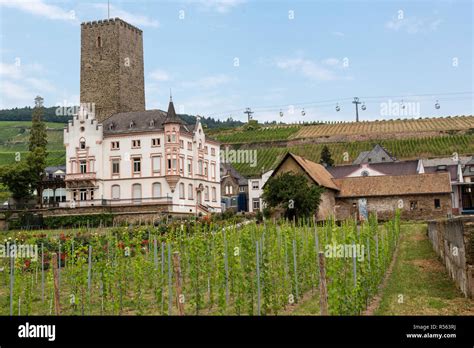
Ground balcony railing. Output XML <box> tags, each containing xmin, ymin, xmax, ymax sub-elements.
<box><xmin>65</xmin><ymin>172</ymin><xmax>96</xmax><ymax>181</ymax></box>
<box><xmin>60</xmin><ymin>196</ymin><xmax>173</xmax><ymax>208</ymax></box>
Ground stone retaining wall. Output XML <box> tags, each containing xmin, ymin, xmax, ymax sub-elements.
<box><xmin>427</xmin><ymin>216</ymin><xmax>474</xmax><ymax>298</ymax></box>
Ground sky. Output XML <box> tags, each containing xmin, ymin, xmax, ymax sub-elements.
<box><xmin>0</xmin><ymin>0</ymin><xmax>472</xmax><ymax>123</ymax></box>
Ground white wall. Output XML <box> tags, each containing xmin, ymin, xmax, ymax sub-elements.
<box><xmin>248</xmin><ymin>170</ymin><xmax>273</xmax><ymax>212</ymax></box>
<box><xmin>62</xmin><ymin>108</ymin><xmax>221</xmax><ymax>212</ymax></box>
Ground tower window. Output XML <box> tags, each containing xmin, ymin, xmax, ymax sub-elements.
<box><xmin>97</xmin><ymin>36</ymin><xmax>102</xmax><ymax>48</ymax></box>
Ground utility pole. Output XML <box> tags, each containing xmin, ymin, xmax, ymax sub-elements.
<box><xmin>244</xmin><ymin>107</ymin><xmax>254</xmax><ymax>123</ymax></box>
<box><xmin>352</xmin><ymin>97</ymin><xmax>361</xmax><ymax>122</ymax></box>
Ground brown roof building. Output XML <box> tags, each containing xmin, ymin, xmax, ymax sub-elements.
<box><xmin>334</xmin><ymin>173</ymin><xmax>451</xmax><ymax>197</ymax></box>
<box><xmin>268</xmin><ymin>153</ymin><xmax>453</xmax><ymax>221</ymax></box>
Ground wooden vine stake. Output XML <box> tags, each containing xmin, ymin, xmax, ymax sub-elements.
<box><xmin>51</xmin><ymin>253</ymin><xmax>61</xmax><ymax>315</ymax></box>
<box><xmin>318</xmin><ymin>251</ymin><xmax>328</xmax><ymax>315</ymax></box>
<box><xmin>172</xmin><ymin>251</ymin><xmax>185</xmax><ymax>316</ymax></box>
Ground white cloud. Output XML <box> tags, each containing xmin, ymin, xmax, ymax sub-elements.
<box><xmin>322</xmin><ymin>58</ymin><xmax>340</xmax><ymax>67</ymax></box>
<box><xmin>25</xmin><ymin>77</ymin><xmax>55</xmax><ymax>92</ymax></box>
<box><xmin>93</xmin><ymin>4</ymin><xmax>159</xmax><ymax>28</ymax></box>
<box><xmin>179</xmin><ymin>91</ymin><xmax>241</xmax><ymax>117</ymax></box>
<box><xmin>332</xmin><ymin>31</ymin><xmax>345</xmax><ymax>37</ymax></box>
<box><xmin>0</xmin><ymin>61</ymin><xmax>56</xmax><ymax>108</ymax></box>
<box><xmin>275</xmin><ymin>58</ymin><xmax>338</xmax><ymax>81</ymax></box>
<box><xmin>149</xmin><ymin>69</ymin><xmax>170</xmax><ymax>81</ymax></box>
<box><xmin>385</xmin><ymin>16</ymin><xmax>443</xmax><ymax>34</ymax></box>
<box><xmin>0</xmin><ymin>0</ymin><xmax>77</xmax><ymax>22</ymax></box>
<box><xmin>0</xmin><ymin>62</ymin><xmax>22</xmax><ymax>78</ymax></box>
<box><xmin>180</xmin><ymin>74</ymin><xmax>232</xmax><ymax>89</ymax></box>
<box><xmin>191</xmin><ymin>0</ymin><xmax>246</xmax><ymax>13</ymax></box>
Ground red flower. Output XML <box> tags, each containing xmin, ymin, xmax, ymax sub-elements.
<box><xmin>24</xmin><ymin>259</ymin><xmax>31</xmax><ymax>269</ymax></box>
<box><xmin>118</xmin><ymin>241</ymin><xmax>125</xmax><ymax>249</ymax></box>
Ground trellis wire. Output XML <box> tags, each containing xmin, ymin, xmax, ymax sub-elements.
<box><xmin>10</xmin><ymin>255</ymin><xmax>14</xmax><ymax>316</ymax></box>
<box><xmin>223</xmin><ymin>230</ymin><xmax>229</xmax><ymax>307</ymax></box>
<box><xmin>168</xmin><ymin>243</ymin><xmax>172</xmax><ymax>316</ymax></box>
<box><xmin>292</xmin><ymin>239</ymin><xmax>299</xmax><ymax>301</ymax></box>
<box><xmin>41</xmin><ymin>243</ymin><xmax>44</xmax><ymax>302</ymax></box>
<box><xmin>256</xmin><ymin>241</ymin><xmax>261</xmax><ymax>316</ymax></box>
<box><xmin>161</xmin><ymin>242</ymin><xmax>165</xmax><ymax>314</ymax></box>
<box><xmin>87</xmin><ymin>245</ymin><xmax>92</xmax><ymax>313</ymax></box>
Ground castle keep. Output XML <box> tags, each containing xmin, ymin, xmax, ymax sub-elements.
<box><xmin>80</xmin><ymin>18</ymin><xmax>145</xmax><ymax>123</ymax></box>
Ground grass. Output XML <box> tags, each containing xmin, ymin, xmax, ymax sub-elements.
<box><xmin>375</xmin><ymin>223</ymin><xmax>474</xmax><ymax>315</ymax></box>
<box><xmin>213</xmin><ymin>126</ymin><xmax>301</xmax><ymax>144</ymax></box>
<box><xmin>233</xmin><ymin>134</ymin><xmax>474</xmax><ymax>177</ymax></box>
<box><xmin>288</xmin><ymin>223</ymin><xmax>474</xmax><ymax>315</ymax></box>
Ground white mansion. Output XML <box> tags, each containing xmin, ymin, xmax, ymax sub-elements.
<box><xmin>61</xmin><ymin>18</ymin><xmax>221</xmax><ymax>214</ymax></box>
<box><xmin>62</xmin><ymin>99</ymin><xmax>222</xmax><ymax>214</ymax></box>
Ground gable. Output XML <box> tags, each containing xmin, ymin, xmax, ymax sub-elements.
<box><xmin>347</xmin><ymin>165</ymin><xmax>386</xmax><ymax>177</ymax></box>
<box><xmin>269</xmin><ymin>152</ymin><xmax>339</xmax><ymax>191</ymax></box>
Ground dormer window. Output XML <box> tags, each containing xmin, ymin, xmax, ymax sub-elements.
<box><xmin>149</xmin><ymin>119</ymin><xmax>155</xmax><ymax>127</ymax></box>
<box><xmin>129</xmin><ymin>121</ymin><xmax>135</xmax><ymax>129</ymax></box>
<box><xmin>109</xmin><ymin>123</ymin><xmax>115</xmax><ymax>131</ymax></box>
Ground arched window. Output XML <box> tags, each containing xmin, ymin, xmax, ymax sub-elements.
<box><xmin>79</xmin><ymin>138</ymin><xmax>86</xmax><ymax>149</ymax></box>
<box><xmin>97</xmin><ymin>36</ymin><xmax>102</xmax><ymax>47</ymax></box>
<box><xmin>204</xmin><ymin>186</ymin><xmax>209</xmax><ymax>201</ymax></box>
<box><xmin>132</xmin><ymin>183</ymin><xmax>142</xmax><ymax>202</ymax></box>
<box><xmin>212</xmin><ymin>187</ymin><xmax>216</xmax><ymax>201</ymax></box>
<box><xmin>188</xmin><ymin>184</ymin><xmax>193</xmax><ymax>199</ymax></box>
<box><xmin>152</xmin><ymin>182</ymin><xmax>162</xmax><ymax>198</ymax></box>
<box><xmin>111</xmin><ymin>185</ymin><xmax>120</xmax><ymax>200</ymax></box>
<box><xmin>179</xmin><ymin>183</ymin><xmax>185</xmax><ymax>199</ymax></box>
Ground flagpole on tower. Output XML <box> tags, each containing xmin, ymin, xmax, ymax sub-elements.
<box><xmin>108</xmin><ymin>0</ymin><xmax>110</xmax><ymax>19</ymax></box>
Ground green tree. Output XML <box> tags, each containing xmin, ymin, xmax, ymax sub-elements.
<box><xmin>29</xmin><ymin>96</ymin><xmax>48</xmax><ymax>151</ymax></box>
<box><xmin>262</xmin><ymin>172</ymin><xmax>324</xmax><ymax>220</ymax></box>
<box><xmin>29</xmin><ymin>96</ymin><xmax>48</xmax><ymax>206</ymax></box>
<box><xmin>319</xmin><ymin>145</ymin><xmax>334</xmax><ymax>167</ymax></box>
<box><xmin>0</xmin><ymin>161</ymin><xmax>33</xmax><ymax>202</ymax></box>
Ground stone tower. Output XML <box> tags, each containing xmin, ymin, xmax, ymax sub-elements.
<box><xmin>80</xmin><ymin>18</ymin><xmax>145</xmax><ymax>123</ymax></box>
